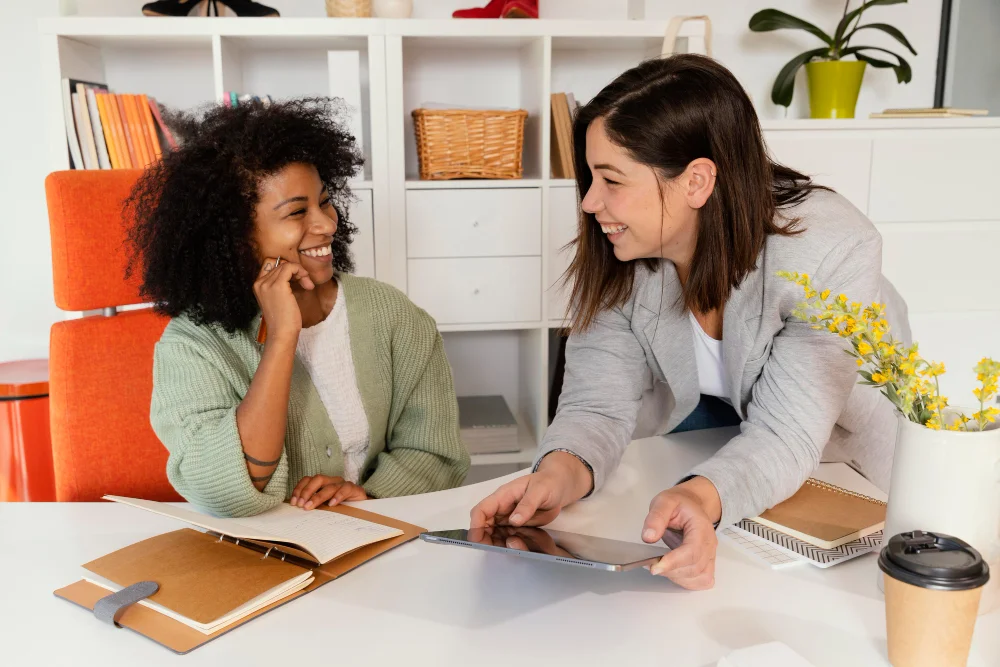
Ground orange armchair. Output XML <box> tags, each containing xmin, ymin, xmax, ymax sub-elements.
<box><xmin>45</xmin><ymin>170</ymin><xmax>181</xmax><ymax>502</ymax></box>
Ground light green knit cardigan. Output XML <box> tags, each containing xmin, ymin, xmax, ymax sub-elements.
<box><xmin>150</xmin><ymin>273</ymin><xmax>470</xmax><ymax>517</ymax></box>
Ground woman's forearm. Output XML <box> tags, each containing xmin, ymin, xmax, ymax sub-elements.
<box><xmin>236</xmin><ymin>336</ymin><xmax>296</xmax><ymax>490</ymax></box>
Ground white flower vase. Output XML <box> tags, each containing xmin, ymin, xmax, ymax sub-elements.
<box><xmin>372</xmin><ymin>0</ymin><xmax>412</xmax><ymax>18</ymax></box>
<box><xmin>879</xmin><ymin>410</ymin><xmax>1000</xmax><ymax>615</ymax></box>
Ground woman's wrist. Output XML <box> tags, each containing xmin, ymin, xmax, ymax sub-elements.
<box><xmin>537</xmin><ymin>451</ymin><xmax>594</xmax><ymax>504</ymax></box>
<box><xmin>675</xmin><ymin>476</ymin><xmax>723</xmax><ymax>524</ymax></box>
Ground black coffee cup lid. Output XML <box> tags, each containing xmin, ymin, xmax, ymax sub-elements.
<box><xmin>879</xmin><ymin>531</ymin><xmax>990</xmax><ymax>591</ymax></box>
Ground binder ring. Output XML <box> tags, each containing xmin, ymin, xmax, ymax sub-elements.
<box><xmin>262</xmin><ymin>546</ymin><xmax>275</xmax><ymax>560</ymax></box>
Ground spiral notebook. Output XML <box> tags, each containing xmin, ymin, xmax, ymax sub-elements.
<box><xmin>752</xmin><ymin>478</ymin><xmax>887</xmax><ymax>550</ymax></box>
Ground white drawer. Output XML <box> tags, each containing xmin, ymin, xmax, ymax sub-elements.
<box><xmin>406</xmin><ymin>188</ymin><xmax>542</xmax><ymax>258</ymax></box>
<box><xmin>877</xmin><ymin>220</ymin><xmax>1000</xmax><ymax>313</ymax></box>
<box><xmin>408</xmin><ymin>257</ymin><xmax>541</xmax><ymax>324</ymax></box>
<box><xmin>869</xmin><ymin>131</ymin><xmax>1000</xmax><ymax>222</ymax></box>
<box><xmin>764</xmin><ymin>134</ymin><xmax>872</xmax><ymax>214</ymax></box>
<box><xmin>548</xmin><ymin>186</ymin><xmax>578</xmax><ymax>321</ymax></box>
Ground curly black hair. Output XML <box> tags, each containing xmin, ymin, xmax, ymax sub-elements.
<box><xmin>125</xmin><ymin>97</ymin><xmax>364</xmax><ymax>333</ymax></box>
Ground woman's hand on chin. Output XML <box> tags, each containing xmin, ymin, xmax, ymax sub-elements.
<box><xmin>642</xmin><ymin>476</ymin><xmax>721</xmax><ymax>590</ymax></box>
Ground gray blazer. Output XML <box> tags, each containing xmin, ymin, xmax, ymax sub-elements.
<box><xmin>539</xmin><ymin>190</ymin><xmax>910</xmax><ymax>528</ymax></box>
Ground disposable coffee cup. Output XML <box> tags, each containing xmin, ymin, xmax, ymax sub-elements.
<box><xmin>879</xmin><ymin>530</ymin><xmax>990</xmax><ymax>667</ymax></box>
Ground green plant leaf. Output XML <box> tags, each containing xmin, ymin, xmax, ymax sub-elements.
<box><xmin>843</xmin><ymin>46</ymin><xmax>913</xmax><ymax>83</ymax></box>
<box><xmin>749</xmin><ymin>9</ymin><xmax>833</xmax><ymax>46</ymax></box>
<box><xmin>834</xmin><ymin>0</ymin><xmax>907</xmax><ymax>48</ymax></box>
<box><xmin>771</xmin><ymin>47</ymin><xmax>832</xmax><ymax>107</ymax></box>
<box><xmin>845</xmin><ymin>23</ymin><xmax>917</xmax><ymax>55</ymax></box>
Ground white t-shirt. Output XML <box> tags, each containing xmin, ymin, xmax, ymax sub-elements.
<box><xmin>295</xmin><ymin>277</ymin><xmax>370</xmax><ymax>484</ymax></box>
<box><xmin>689</xmin><ymin>311</ymin><xmax>728</xmax><ymax>400</ymax></box>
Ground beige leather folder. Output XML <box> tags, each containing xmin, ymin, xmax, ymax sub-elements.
<box><xmin>54</xmin><ymin>504</ymin><xmax>424</xmax><ymax>654</ymax></box>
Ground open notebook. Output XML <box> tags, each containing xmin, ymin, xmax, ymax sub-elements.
<box><xmin>104</xmin><ymin>495</ymin><xmax>403</xmax><ymax>564</ymax></box>
<box><xmin>55</xmin><ymin>497</ymin><xmax>425</xmax><ymax>653</ymax></box>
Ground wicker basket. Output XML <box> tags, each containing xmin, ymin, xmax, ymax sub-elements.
<box><xmin>325</xmin><ymin>0</ymin><xmax>371</xmax><ymax>17</ymax></box>
<box><xmin>412</xmin><ymin>108</ymin><xmax>528</xmax><ymax>180</ymax></box>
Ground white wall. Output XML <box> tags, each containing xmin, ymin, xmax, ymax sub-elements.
<box><xmin>0</xmin><ymin>0</ymin><xmax>64</xmax><ymax>364</ymax></box>
<box><xmin>0</xmin><ymin>0</ymin><xmax>946</xmax><ymax>363</ymax></box>
<box><xmin>946</xmin><ymin>0</ymin><xmax>1000</xmax><ymax>113</ymax></box>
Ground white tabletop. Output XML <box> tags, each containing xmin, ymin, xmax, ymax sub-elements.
<box><xmin>3</xmin><ymin>427</ymin><xmax>998</xmax><ymax>667</ymax></box>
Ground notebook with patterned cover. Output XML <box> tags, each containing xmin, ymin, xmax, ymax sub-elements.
<box><xmin>752</xmin><ymin>478</ymin><xmax>887</xmax><ymax>549</ymax></box>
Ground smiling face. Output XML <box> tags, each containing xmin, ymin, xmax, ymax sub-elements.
<box><xmin>252</xmin><ymin>162</ymin><xmax>338</xmax><ymax>287</ymax></box>
<box><xmin>580</xmin><ymin>117</ymin><xmax>712</xmax><ymax>265</ymax></box>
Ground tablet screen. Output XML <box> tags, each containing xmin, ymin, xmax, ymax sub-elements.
<box><xmin>422</xmin><ymin>526</ymin><xmax>672</xmax><ymax>570</ymax></box>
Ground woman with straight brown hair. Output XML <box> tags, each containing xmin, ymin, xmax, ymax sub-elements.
<box><xmin>471</xmin><ymin>54</ymin><xmax>910</xmax><ymax>590</ymax></box>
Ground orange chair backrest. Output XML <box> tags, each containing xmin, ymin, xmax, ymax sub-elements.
<box><xmin>45</xmin><ymin>170</ymin><xmax>181</xmax><ymax>502</ymax></box>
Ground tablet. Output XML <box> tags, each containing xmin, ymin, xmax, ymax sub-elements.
<box><xmin>420</xmin><ymin>526</ymin><xmax>677</xmax><ymax>572</ymax></box>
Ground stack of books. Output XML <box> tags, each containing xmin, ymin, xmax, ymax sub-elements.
<box><xmin>550</xmin><ymin>91</ymin><xmax>579</xmax><ymax>179</ymax></box>
<box><xmin>457</xmin><ymin>395</ymin><xmax>520</xmax><ymax>455</ymax></box>
<box><xmin>870</xmin><ymin>107</ymin><xmax>989</xmax><ymax>119</ymax></box>
<box><xmin>62</xmin><ymin>78</ymin><xmax>177</xmax><ymax>171</ymax></box>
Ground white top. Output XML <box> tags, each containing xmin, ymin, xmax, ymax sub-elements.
<box><xmin>689</xmin><ymin>311</ymin><xmax>727</xmax><ymax>399</ymax></box>
<box><xmin>10</xmin><ymin>432</ymin><xmax>999</xmax><ymax>667</ymax></box>
<box><xmin>295</xmin><ymin>277</ymin><xmax>370</xmax><ymax>483</ymax></box>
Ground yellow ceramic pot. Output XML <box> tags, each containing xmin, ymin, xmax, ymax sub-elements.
<box><xmin>805</xmin><ymin>60</ymin><xmax>867</xmax><ymax>119</ymax></box>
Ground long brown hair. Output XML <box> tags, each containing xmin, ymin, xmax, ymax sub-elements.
<box><xmin>564</xmin><ymin>54</ymin><xmax>827</xmax><ymax>332</ymax></box>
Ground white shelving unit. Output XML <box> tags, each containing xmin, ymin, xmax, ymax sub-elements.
<box><xmin>40</xmin><ymin>17</ymin><xmax>1000</xmax><ymax>476</ymax></box>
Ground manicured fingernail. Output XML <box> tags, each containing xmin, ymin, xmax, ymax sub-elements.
<box><xmin>329</xmin><ymin>499</ymin><xmax>338</xmax><ymax>506</ymax></box>
<box><xmin>290</xmin><ymin>496</ymin><xmax>298</xmax><ymax>504</ymax></box>
<box><xmin>510</xmin><ymin>513</ymin><xmax>522</xmax><ymax>525</ymax></box>
<box><xmin>643</xmin><ymin>529</ymin><xmax>656</xmax><ymax>541</ymax></box>
<box><xmin>305</xmin><ymin>501</ymin><xmax>313</xmax><ymax>509</ymax></box>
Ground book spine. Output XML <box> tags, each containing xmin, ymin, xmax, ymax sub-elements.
<box><xmin>74</xmin><ymin>84</ymin><xmax>100</xmax><ymax>169</ymax></box>
<box><xmin>115</xmin><ymin>94</ymin><xmax>139</xmax><ymax>168</ymax></box>
<box><xmin>124</xmin><ymin>95</ymin><xmax>151</xmax><ymax>168</ymax></box>
<box><xmin>62</xmin><ymin>79</ymin><xmax>84</xmax><ymax>169</ymax></box>
<box><xmin>85</xmin><ymin>88</ymin><xmax>112</xmax><ymax>169</ymax></box>
<box><xmin>106</xmin><ymin>94</ymin><xmax>133</xmax><ymax>169</ymax></box>
<box><xmin>95</xmin><ymin>93</ymin><xmax>122</xmax><ymax>169</ymax></box>
<box><xmin>138</xmin><ymin>94</ymin><xmax>162</xmax><ymax>160</ymax></box>
<box><xmin>71</xmin><ymin>93</ymin><xmax>96</xmax><ymax>169</ymax></box>
<box><xmin>147</xmin><ymin>97</ymin><xmax>178</xmax><ymax>151</ymax></box>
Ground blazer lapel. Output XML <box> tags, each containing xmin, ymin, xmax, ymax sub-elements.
<box><xmin>722</xmin><ymin>261</ymin><xmax>765</xmax><ymax>416</ymax></box>
<box><xmin>638</xmin><ymin>262</ymin><xmax>699</xmax><ymax>426</ymax></box>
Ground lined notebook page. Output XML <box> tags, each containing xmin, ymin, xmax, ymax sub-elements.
<box><xmin>104</xmin><ymin>496</ymin><xmax>403</xmax><ymax>564</ymax></box>
<box><xmin>236</xmin><ymin>505</ymin><xmax>403</xmax><ymax>564</ymax></box>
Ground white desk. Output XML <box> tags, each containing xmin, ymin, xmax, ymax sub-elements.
<box><xmin>3</xmin><ymin>428</ymin><xmax>998</xmax><ymax>667</ymax></box>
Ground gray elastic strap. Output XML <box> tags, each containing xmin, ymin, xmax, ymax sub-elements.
<box><xmin>93</xmin><ymin>581</ymin><xmax>159</xmax><ymax>627</ymax></box>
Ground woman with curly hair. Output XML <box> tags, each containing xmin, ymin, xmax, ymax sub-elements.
<box><xmin>126</xmin><ymin>98</ymin><xmax>469</xmax><ymax>518</ymax></box>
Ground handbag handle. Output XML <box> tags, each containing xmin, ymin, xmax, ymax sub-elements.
<box><xmin>661</xmin><ymin>15</ymin><xmax>713</xmax><ymax>57</ymax></box>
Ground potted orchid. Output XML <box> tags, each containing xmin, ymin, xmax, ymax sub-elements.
<box><xmin>749</xmin><ymin>0</ymin><xmax>917</xmax><ymax>118</ymax></box>
<box><xmin>780</xmin><ymin>270</ymin><xmax>1000</xmax><ymax>613</ymax></box>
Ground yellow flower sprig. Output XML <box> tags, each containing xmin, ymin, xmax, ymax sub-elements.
<box><xmin>971</xmin><ymin>358</ymin><xmax>1000</xmax><ymax>431</ymax></box>
<box><xmin>777</xmin><ymin>271</ymin><xmax>998</xmax><ymax>432</ymax></box>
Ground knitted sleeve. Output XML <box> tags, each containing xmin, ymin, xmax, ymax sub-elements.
<box><xmin>150</xmin><ymin>330</ymin><xmax>288</xmax><ymax>518</ymax></box>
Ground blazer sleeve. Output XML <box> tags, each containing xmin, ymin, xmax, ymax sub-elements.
<box><xmin>686</xmin><ymin>230</ymin><xmax>884</xmax><ymax>528</ymax></box>
<box><xmin>151</xmin><ymin>339</ymin><xmax>288</xmax><ymax>518</ymax></box>
<box><xmin>534</xmin><ymin>302</ymin><xmax>648</xmax><ymax>493</ymax></box>
<box><xmin>362</xmin><ymin>299</ymin><xmax>470</xmax><ymax>499</ymax></box>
